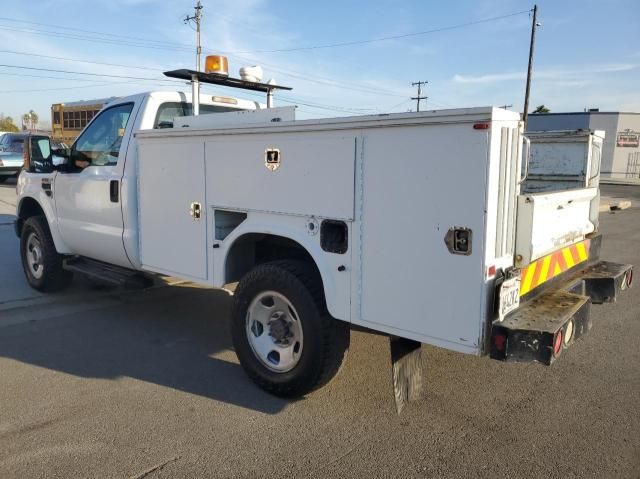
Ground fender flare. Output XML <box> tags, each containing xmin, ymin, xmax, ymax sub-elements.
<box><xmin>16</xmin><ymin>196</ymin><xmax>71</xmax><ymax>254</ymax></box>
<box><xmin>218</xmin><ymin>221</ymin><xmax>349</xmax><ymax>321</ymax></box>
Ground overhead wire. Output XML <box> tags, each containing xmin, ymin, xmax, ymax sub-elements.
<box><xmin>0</xmin><ymin>9</ymin><xmax>530</xmax><ymax>101</ymax></box>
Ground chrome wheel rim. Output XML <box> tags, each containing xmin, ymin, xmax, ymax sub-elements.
<box><xmin>246</xmin><ymin>291</ymin><xmax>304</xmax><ymax>373</ymax></box>
<box><xmin>26</xmin><ymin>232</ymin><xmax>44</xmax><ymax>280</ymax></box>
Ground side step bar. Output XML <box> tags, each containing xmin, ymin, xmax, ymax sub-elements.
<box><xmin>491</xmin><ymin>260</ymin><xmax>633</xmax><ymax>365</ymax></box>
<box><xmin>63</xmin><ymin>257</ymin><xmax>153</xmax><ymax>290</ymax></box>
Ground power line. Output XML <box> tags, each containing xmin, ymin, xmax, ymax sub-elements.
<box><xmin>0</xmin><ymin>81</ymin><xmax>136</xmax><ymax>94</ymax></box>
<box><xmin>0</xmin><ymin>49</ymin><xmax>164</xmax><ymax>72</ymax></box>
<box><xmin>0</xmin><ymin>63</ymin><xmax>181</xmax><ymax>81</ymax></box>
<box><xmin>217</xmin><ymin>10</ymin><xmax>532</xmax><ymax>54</ymax></box>
<box><xmin>0</xmin><ymin>63</ymin><xmax>377</xmax><ymax>114</ymax></box>
<box><xmin>0</xmin><ymin>24</ymin><xmax>192</xmax><ymax>52</ymax></box>
<box><xmin>0</xmin><ymin>9</ymin><xmax>531</xmax><ymax>55</ymax></box>
<box><xmin>0</xmin><ymin>16</ymin><xmax>195</xmax><ymax>49</ymax></box>
<box><xmin>0</xmin><ymin>48</ymin><xmax>415</xmax><ymax>103</ymax></box>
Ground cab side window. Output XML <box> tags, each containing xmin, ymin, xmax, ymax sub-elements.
<box><xmin>72</xmin><ymin>103</ymin><xmax>134</xmax><ymax>168</ymax></box>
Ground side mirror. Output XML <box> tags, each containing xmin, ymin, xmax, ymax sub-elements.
<box><xmin>24</xmin><ymin>135</ymin><xmax>54</xmax><ymax>174</ymax></box>
<box><xmin>52</xmin><ymin>147</ymin><xmax>71</xmax><ymax>168</ymax></box>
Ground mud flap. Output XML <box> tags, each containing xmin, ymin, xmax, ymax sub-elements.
<box><xmin>389</xmin><ymin>337</ymin><xmax>423</xmax><ymax>414</ymax></box>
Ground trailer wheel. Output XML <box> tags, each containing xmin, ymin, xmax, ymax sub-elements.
<box><xmin>231</xmin><ymin>260</ymin><xmax>349</xmax><ymax>397</ymax></box>
<box><xmin>20</xmin><ymin>216</ymin><xmax>72</xmax><ymax>292</ymax></box>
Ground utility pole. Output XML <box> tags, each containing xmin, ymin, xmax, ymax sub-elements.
<box><xmin>522</xmin><ymin>5</ymin><xmax>540</xmax><ymax>128</ymax></box>
<box><xmin>184</xmin><ymin>1</ymin><xmax>204</xmax><ymax>72</ymax></box>
<box><xmin>411</xmin><ymin>81</ymin><xmax>428</xmax><ymax>112</ymax></box>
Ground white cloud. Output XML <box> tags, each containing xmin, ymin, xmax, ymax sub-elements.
<box><xmin>453</xmin><ymin>63</ymin><xmax>638</xmax><ymax>84</ymax></box>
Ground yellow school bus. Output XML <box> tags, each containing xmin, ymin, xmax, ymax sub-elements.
<box><xmin>51</xmin><ymin>98</ymin><xmax>115</xmax><ymax>144</ymax></box>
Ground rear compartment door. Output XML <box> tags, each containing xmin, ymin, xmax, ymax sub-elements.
<box><xmin>515</xmin><ymin>187</ymin><xmax>597</xmax><ymax>266</ymax></box>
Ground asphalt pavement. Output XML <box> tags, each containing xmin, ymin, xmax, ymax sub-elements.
<box><xmin>0</xmin><ymin>179</ymin><xmax>639</xmax><ymax>478</ymax></box>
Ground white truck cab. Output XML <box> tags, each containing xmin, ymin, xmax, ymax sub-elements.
<box><xmin>17</xmin><ymin>91</ymin><xmax>260</xmax><ymax>270</ymax></box>
<box><xmin>15</xmin><ymin>66</ymin><xmax>633</xmax><ymax>412</ymax></box>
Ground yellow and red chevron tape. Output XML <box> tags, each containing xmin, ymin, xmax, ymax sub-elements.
<box><xmin>520</xmin><ymin>239</ymin><xmax>590</xmax><ymax>296</ymax></box>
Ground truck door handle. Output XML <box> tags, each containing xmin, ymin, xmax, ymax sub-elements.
<box><xmin>110</xmin><ymin>180</ymin><xmax>119</xmax><ymax>203</ymax></box>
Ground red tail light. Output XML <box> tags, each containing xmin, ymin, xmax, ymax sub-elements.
<box><xmin>473</xmin><ymin>122</ymin><xmax>490</xmax><ymax>130</ymax></box>
<box><xmin>487</xmin><ymin>264</ymin><xmax>496</xmax><ymax>278</ymax></box>
<box><xmin>553</xmin><ymin>331</ymin><xmax>563</xmax><ymax>357</ymax></box>
<box><xmin>493</xmin><ymin>332</ymin><xmax>507</xmax><ymax>352</ymax></box>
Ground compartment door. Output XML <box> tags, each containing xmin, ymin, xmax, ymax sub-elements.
<box><xmin>138</xmin><ymin>140</ymin><xmax>208</xmax><ymax>281</ymax></box>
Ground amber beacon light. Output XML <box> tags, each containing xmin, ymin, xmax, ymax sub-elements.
<box><xmin>205</xmin><ymin>55</ymin><xmax>229</xmax><ymax>76</ymax></box>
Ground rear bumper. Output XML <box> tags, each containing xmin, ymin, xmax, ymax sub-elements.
<box><xmin>490</xmin><ymin>237</ymin><xmax>633</xmax><ymax>365</ymax></box>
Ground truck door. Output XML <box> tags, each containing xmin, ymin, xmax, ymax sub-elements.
<box><xmin>54</xmin><ymin>102</ymin><xmax>138</xmax><ymax>268</ymax></box>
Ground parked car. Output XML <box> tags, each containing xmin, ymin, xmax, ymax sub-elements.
<box><xmin>0</xmin><ymin>132</ymin><xmax>26</xmax><ymax>182</ymax></box>
<box><xmin>0</xmin><ymin>133</ymin><xmax>67</xmax><ymax>182</ymax></box>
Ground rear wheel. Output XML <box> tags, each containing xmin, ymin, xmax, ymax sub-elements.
<box><xmin>20</xmin><ymin>216</ymin><xmax>73</xmax><ymax>292</ymax></box>
<box><xmin>231</xmin><ymin>260</ymin><xmax>349</xmax><ymax>397</ymax></box>
<box><xmin>0</xmin><ymin>177</ymin><xmax>7</xmax><ymax>183</ymax></box>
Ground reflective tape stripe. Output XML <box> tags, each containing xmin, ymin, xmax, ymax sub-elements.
<box><xmin>519</xmin><ymin>239</ymin><xmax>591</xmax><ymax>296</ymax></box>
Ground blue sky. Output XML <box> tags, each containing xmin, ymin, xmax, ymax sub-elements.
<box><xmin>0</xmin><ymin>0</ymin><xmax>638</xmax><ymax>127</ymax></box>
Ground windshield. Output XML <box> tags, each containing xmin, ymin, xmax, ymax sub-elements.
<box><xmin>5</xmin><ymin>137</ymin><xmax>25</xmax><ymax>153</ymax></box>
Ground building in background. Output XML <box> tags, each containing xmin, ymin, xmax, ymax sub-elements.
<box><xmin>527</xmin><ymin>111</ymin><xmax>640</xmax><ymax>180</ymax></box>
<box><xmin>51</xmin><ymin>98</ymin><xmax>116</xmax><ymax>144</ymax></box>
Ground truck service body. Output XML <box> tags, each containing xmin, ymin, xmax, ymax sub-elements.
<box><xmin>15</xmin><ymin>70</ymin><xmax>633</xmax><ymax>409</ymax></box>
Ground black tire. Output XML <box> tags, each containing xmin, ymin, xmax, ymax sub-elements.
<box><xmin>20</xmin><ymin>215</ymin><xmax>73</xmax><ymax>292</ymax></box>
<box><xmin>0</xmin><ymin>176</ymin><xmax>7</xmax><ymax>183</ymax></box>
<box><xmin>231</xmin><ymin>260</ymin><xmax>349</xmax><ymax>397</ymax></box>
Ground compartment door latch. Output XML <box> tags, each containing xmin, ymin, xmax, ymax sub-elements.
<box><xmin>189</xmin><ymin>202</ymin><xmax>202</xmax><ymax>220</ymax></box>
<box><xmin>444</xmin><ymin>227</ymin><xmax>472</xmax><ymax>255</ymax></box>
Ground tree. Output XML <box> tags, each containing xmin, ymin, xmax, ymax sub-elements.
<box><xmin>532</xmin><ymin>105</ymin><xmax>550</xmax><ymax>114</ymax></box>
<box><xmin>22</xmin><ymin>110</ymin><xmax>39</xmax><ymax>131</ymax></box>
<box><xmin>0</xmin><ymin>114</ymin><xmax>19</xmax><ymax>132</ymax></box>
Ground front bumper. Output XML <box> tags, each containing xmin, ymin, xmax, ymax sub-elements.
<box><xmin>490</xmin><ymin>236</ymin><xmax>633</xmax><ymax>365</ymax></box>
<box><xmin>0</xmin><ymin>166</ymin><xmax>22</xmax><ymax>176</ymax></box>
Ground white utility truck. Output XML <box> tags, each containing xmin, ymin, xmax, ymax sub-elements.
<box><xmin>16</xmin><ymin>61</ymin><xmax>633</xmax><ymax>411</ymax></box>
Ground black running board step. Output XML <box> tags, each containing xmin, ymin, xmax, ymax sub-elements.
<box><xmin>490</xmin><ymin>289</ymin><xmax>591</xmax><ymax>365</ymax></box>
<box><xmin>63</xmin><ymin>257</ymin><xmax>152</xmax><ymax>289</ymax></box>
<box><xmin>577</xmin><ymin>261</ymin><xmax>633</xmax><ymax>304</ymax></box>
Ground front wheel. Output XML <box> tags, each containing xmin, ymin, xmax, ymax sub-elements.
<box><xmin>231</xmin><ymin>260</ymin><xmax>349</xmax><ymax>397</ymax></box>
<box><xmin>20</xmin><ymin>216</ymin><xmax>73</xmax><ymax>292</ymax></box>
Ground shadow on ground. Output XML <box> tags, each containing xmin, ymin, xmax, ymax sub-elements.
<box><xmin>0</xmin><ymin>285</ymin><xmax>290</xmax><ymax>414</ymax></box>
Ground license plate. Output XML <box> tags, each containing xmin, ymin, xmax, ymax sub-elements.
<box><xmin>499</xmin><ymin>277</ymin><xmax>521</xmax><ymax>320</ymax></box>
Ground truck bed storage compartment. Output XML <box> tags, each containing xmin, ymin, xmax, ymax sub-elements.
<box><xmin>136</xmin><ymin>107</ymin><xmax>523</xmax><ymax>354</ymax></box>
<box><xmin>205</xmin><ymin>133</ymin><xmax>356</xmax><ymax>220</ymax></box>
<box><xmin>137</xmin><ymin>140</ymin><xmax>208</xmax><ymax>281</ymax></box>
